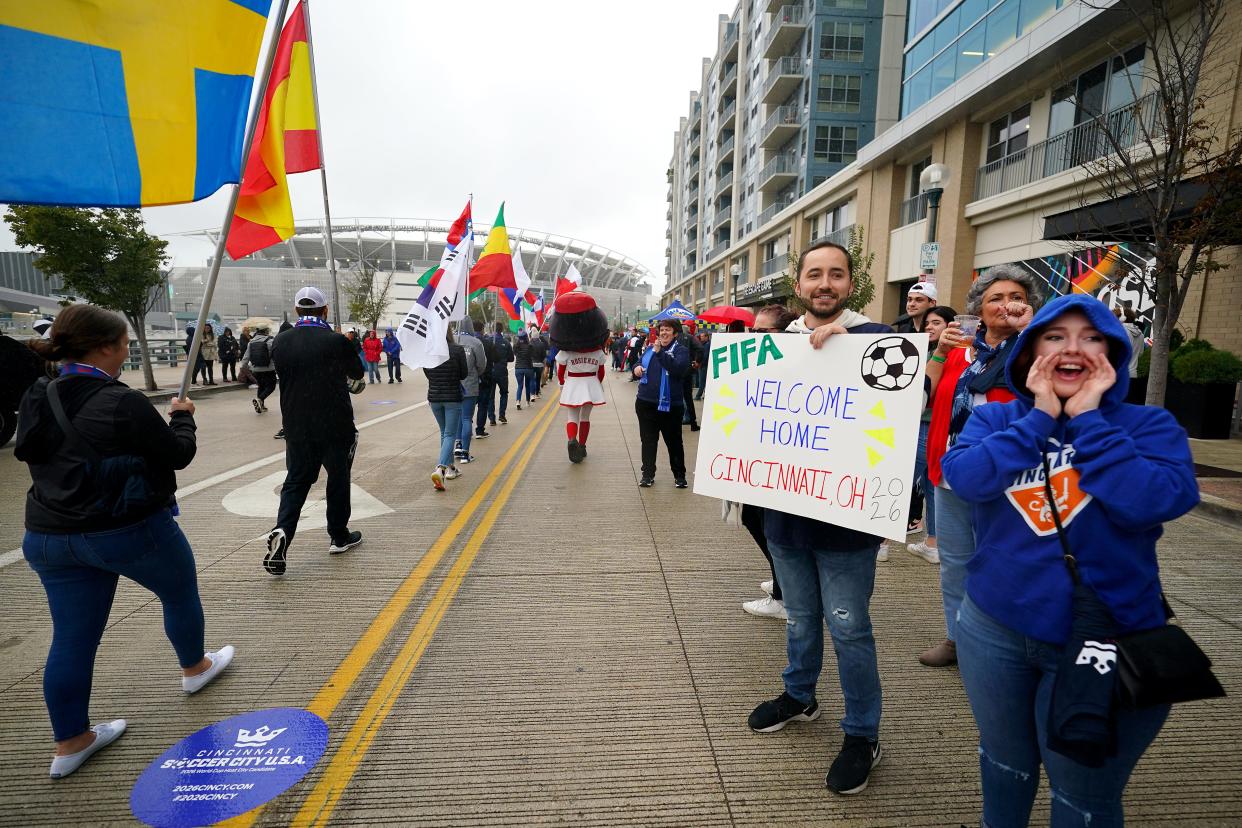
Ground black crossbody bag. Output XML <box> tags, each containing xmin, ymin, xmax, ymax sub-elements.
<box><xmin>1041</xmin><ymin>455</ymin><xmax>1225</xmax><ymax>709</ymax></box>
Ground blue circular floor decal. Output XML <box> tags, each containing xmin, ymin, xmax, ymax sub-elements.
<box><xmin>130</xmin><ymin>707</ymin><xmax>328</xmax><ymax>827</ymax></box>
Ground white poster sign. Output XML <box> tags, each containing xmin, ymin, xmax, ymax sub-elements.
<box><xmin>692</xmin><ymin>332</ymin><xmax>927</xmax><ymax>542</ymax></box>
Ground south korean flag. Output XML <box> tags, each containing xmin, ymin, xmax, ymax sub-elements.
<box><xmin>398</xmin><ymin>233</ymin><xmax>474</xmax><ymax>369</ymax></box>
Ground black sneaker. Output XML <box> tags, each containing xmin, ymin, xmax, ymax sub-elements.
<box><xmin>674</xmin><ymin>478</ymin><xmax>688</xmax><ymax>489</ymax></box>
<box><xmin>499</xmin><ymin>416</ymin><xmax>507</xmax><ymax>425</ymax></box>
<box><xmin>748</xmin><ymin>692</ymin><xmax>820</xmax><ymax>733</ymax></box>
<box><xmin>690</xmin><ymin>423</ymin><xmax>701</xmax><ymax>432</ymax></box>
<box><xmin>329</xmin><ymin>530</ymin><xmax>363</xmax><ymax>555</ymax></box>
<box><xmin>475</xmin><ymin>430</ymin><xmax>490</xmax><ymax>439</ymax></box>
<box><xmin>826</xmin><ymin>735</ymin><xmax>882</xmax><ymax>795</ymax></box>
<box><xmin>638</xmin><ymin>477</ymin><xmax>654</xmax><ymax>488</ymax></box>
<box><xmin>568</xmin><ymin>439</ymin><xmax>584</xmax><ymax>463</ymax></box>
<box><xmin>263</xmin><ymin>528</ymin><xmax>288</xmax><ymax>575</ymax></box>
<box><xmin>274</xmin><ymin>429</ymin><xmax>285</xmax><ymax>440</ymax></box>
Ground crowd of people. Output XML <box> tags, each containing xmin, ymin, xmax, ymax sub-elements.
<box><xmin>7</xmin><ymin>243</ymin><xmax>1206</xmax><ymax>828</ymax></box>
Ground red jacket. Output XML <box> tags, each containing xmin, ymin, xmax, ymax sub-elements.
<box><xmin>362</xmin><ymin>337</ymin><xmax>383</xmax><ymax>362</ymax></box>
<box><xmin>926</xmin><ymin>347</ymin><xmax>1016</xmax><ymax>487</ymax></box>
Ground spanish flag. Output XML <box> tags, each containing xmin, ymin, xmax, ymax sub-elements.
<box><xmin>226</xmin><ymin>2</ymin><xmax>319</xmax><ymax>260</ymax></box>
<box><xmin>468</xmin><ymin>203</ymin><xmax>518</xmax><ymax>292</ymax></box>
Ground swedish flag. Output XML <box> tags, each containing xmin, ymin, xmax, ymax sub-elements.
<box><xmin>0</xmin><ymin>0</ymin><xmax>272</xmax><ymax>207</ymax></box>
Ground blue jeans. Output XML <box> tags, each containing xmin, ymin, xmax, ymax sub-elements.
<box><xmin>459</xmin><ymin>395</ymin><xmax>477</xmax><ymax>452</ymax></box>
<box><xmin>23</xmin><ymin>510</ymin><xmax>205</xmax><ymax>741</ymax></box>
<box><xmin>915</xmin><ymin>420</ymin><xmax>935</xmax><ymax>537</ymax></box>
<box><xmin>935</xmin><ymin>484</ymin><xmax>973</xmax><ymax>641</ymax></box>
<box><xmin>528</xmin><ymin>367</ymin><xmax>541</xmax><ymax>398</ymax></box>
<box><xmin>957</xmin><ymin>595</ymin><xmax>1169</xmax><ymax>827</ymax></box>
<box><xmin>429</xmin><ymin>401</ymin><xmax>462</xmax><ymax>467</ymax></box>
<box><xmin>365</xmin><ymin>360</ymin><xmax>380</xmax><ymax>382</ymax></box>
<box><xmin>769</xmin><ymin>541</ymin><xmax>883</xmax><ymax>740</ymax></box>
<box><xmin>514</xmin><ymin>368</ymin><xmax>533</xmax><ymax>402</ymax></box>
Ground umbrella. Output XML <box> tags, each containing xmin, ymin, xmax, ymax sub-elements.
<box><xmin>697</xmin><ymin>305</ymin><xmax>755</xmax><ymax>326</ymax></box>
<box><xmin>649</xmin><ymin>300</ymin><xmax>697</xmax><ymax>323</ymax></box>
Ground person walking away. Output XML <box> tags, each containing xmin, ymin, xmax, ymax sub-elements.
<box><xmin>633</xmin><ymin>319</ymin><xmax>690</xmax><ymax>487</ymax></box>
<box><xmin>942</xmin><ymin>294</ymin><xmax>1199</xmax><ymax>827</ymax></box>
<box><xmin>680</xmin><ymin>327</ymin><xmax>703</xmax><ymax>430</ymax></box>
<box><xmin>491</xmin><ymin>323</ymin><xmax>514</xmax><ymax>424</ymax></box>
<box><xmin>262</xmin><ymin>288</ymin><xmax>366</xmax><ymax>575</ymax></box>
<box><xmin>747</xmin><ymin>239</ymin><xmax>893</xmax><ymax>796</ymax></box>
<box><xmin>199</xmin><ymin>326</ymin><xmax>218</xmax><ymax>386</ymax></box>
<box><xmin>528</xmin><ymin>330</ymin><xmax>547</xmax><ymax>401</ymax></box>
<box><xmin>737</xmin><ymin>304</ymin><xmax>799</xmax><ymax>619</ymax></box>
<box><xmin>906</xmin><ymin>305</ymin><xmax>957</xmax><ymax>566</ymax></box>
<box><xmin>382</xmin><ymin>328</ymin><xmax>403</xmax><ymax>383</ymax></box>
<box><xmin>893</xmin><ymin>281</ymin><xmax>937</xmax><ymax>333</ymax></box>
<box><xmin>218</xmin><ymin>327</ymin><xmax>240</xmax><ymax>382</ymax></box>
<box><xmin>242</xmin><ymin>326</ymin><xmax>277</xmax><ymax>415</ymax></box>
<box><xmin>362</xmin><ymin>330</ymin><xmax>383</xmax><ymax>384</ymax></box>
<box><xmin>14</xmin><ymin>305</ymin><xmax>234</xmax><ymax>778</ymax></box>
<box><xmin>184</xmin><ymin>324</ymin><xmax>206</xmax><ymax>385</ymax></box>
<box><xmin>425</xmin><ymin>328</ymin><xmax>468</xmax><ymax>490</ymax></box>
<box><xmin>456</xmin><ymin>321</ymin><xmax>486</xmax><ymax>464</ymax></box>
<box><xmin>474</xmin><ymin>319</ymin><xmax>497</xmax><ymax>437</ymax></box>
<box><xmin>611</xmin><ymin>333</ymin><xmax>625</xmax><ymax>371</ymax></box>
<box><xmin>921</xmin><ymin>264</ymin><xmax>1041</xmax><ymax>668</ymax></box>
<box><xmin>513</xmin><ymin>330</ymin><xmax>534</xmax><ymax>410</ymax></box>
<box><xmin>549</xmin><ymin>291</ymin><xmax>609</xmax><ymax>463</ymax></box>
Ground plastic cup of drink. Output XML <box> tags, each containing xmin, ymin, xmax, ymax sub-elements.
<box><xmin>955</xmin><ymin>315</ymin><xmax>981</xmax><ymax>343</ymax></box>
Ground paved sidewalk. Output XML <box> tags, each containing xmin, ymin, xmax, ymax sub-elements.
<box><xmin>0</xmin><ymin>372</ymin><xmax>1239</xmax><ymax>826</ymax></box>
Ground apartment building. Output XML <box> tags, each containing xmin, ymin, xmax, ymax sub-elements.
<box><xmin>664</xmin><ymin>0</ymin><xmax>1242</xmax><ymax>353</ymax></box>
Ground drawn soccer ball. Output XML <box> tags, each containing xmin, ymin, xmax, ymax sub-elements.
<box><xmin>860</xmin><ymin>337</ymin><xmax>922</xmax><ymax>391</ymax></box>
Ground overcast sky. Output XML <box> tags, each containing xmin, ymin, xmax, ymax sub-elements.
<box><xmin>4</xmin><ymin>1</ymin><xmax>738</xmax><ymax>295</ymax></box>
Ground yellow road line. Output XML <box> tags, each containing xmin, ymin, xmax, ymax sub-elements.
<box><xmin>221</xmin><ymin>399</ymin><xmax>558</xmax><ymax>828</ymax></box>
<box><xmin>292</xmin><ymin>397</ymin><xmax>561</xmax><ymax>827</ymax></box>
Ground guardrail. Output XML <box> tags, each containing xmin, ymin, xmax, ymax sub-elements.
<box><xmin>899</xmin><ymin>192</ymin><xmax>930</xmax><ymax>226</ymax></box>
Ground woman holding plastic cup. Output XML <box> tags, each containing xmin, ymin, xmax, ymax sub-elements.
<box><xmin>917</xmin><ymin>265</ymin><xmax>1043</xmax><ymax>668</ymax></box>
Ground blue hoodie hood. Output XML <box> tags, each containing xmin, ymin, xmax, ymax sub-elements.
<box><xmin>1005</xmin><ymin>294</ymin><xmax>1132</xmax><ymax>409</ymax></box>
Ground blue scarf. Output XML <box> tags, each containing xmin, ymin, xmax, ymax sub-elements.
<box><xmin>295</xmin><ymin>316</ymin><xmax>332</xmax><ymax>329</ymax></box>
<box><xmin>62</xmin><ymin>362</ymin><xmax>115</xmax><ymax>380</ymax></box>
<box><xmin>639</xmin><ymin>341</ymin><xmax>676</xmax><ymax>412</ymax></box>
<box><xmin>948</xmin><ymin>331</ymin><xmax>1011</xmax><ymax>445</ymax></box>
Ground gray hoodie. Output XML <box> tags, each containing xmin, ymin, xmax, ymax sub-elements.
<box><xmin>458</xmin><ymin>330</ymin><xmax>486</xmax><ymax>396</ymax></box>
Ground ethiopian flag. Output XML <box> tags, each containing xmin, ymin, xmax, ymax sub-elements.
<box><xmin>469</xmin><ymin>203</ymin><xmax>517</xmax><ymax>292</ymax></box>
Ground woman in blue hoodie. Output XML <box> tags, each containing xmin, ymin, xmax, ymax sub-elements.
<box><xmin>941</xmin><ymin>294</ymin><xmax>1198</xmax><ymax>827</ymax></box>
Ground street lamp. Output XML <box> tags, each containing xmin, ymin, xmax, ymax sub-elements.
<box><xmin>919</xmin><ymin>163</ymin><xmax>952</xmax><ymax>247</ymax></box>
<box><xmin>183</xmin><ymin>302</ymin><xmax>191</xmax><ymax>315</ymax></box>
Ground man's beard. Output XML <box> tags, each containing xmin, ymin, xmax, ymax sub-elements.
<box><xmin>795</xmin><ymin>290</ymin><xmax>846</xmax><ymax>320</ymax></box>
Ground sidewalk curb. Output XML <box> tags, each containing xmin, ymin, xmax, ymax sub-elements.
<box><xmin>141</xmin><ymin>382</ymin><xmax>251</xmax><ymax>404</ymax></box>
<box><xmin>1193</xmin><ymin>493</ymin><xmax>1242</xmax><ymax>530</ymax></box>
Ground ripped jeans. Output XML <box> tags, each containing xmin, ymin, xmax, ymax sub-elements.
<box><xmin>769</xmin><ymin>541</ymin><xmax>882</xmax><ymax>740</ymax></box>
<box><xmin>957</xmin><ymin>595</ymin><xmax>1169</xmax><ymax>827</ymax></box>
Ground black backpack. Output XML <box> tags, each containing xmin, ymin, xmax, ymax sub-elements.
<box><xmin>249</xmin><ymin>337</ymin><xmax>271</xmax><ymax>368</ymax></box>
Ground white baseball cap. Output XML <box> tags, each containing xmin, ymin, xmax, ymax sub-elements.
<box><xmin>908</xmin><ymin>282</ymin><xmax>938</xmax><ymax>302</ymax></box>
<box><xmin>295</xmin><ymin>286</ymin><xmax>327</xmax><ymax>308</ymax></box>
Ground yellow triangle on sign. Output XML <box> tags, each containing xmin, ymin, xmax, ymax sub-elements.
<box><xmin>866</xmin><ymin>447</ymin><xmax>884</xmax><ymax>467</ymax></box>
<box><xmin>718</xmin><ymin>384</ymin><xmax>736</xmax><ymax>398</ymax></box>
<box><xmin>713</xmin><ymin>403</ymin><xmax>736</xmax><ymax>422</ymax></box>
<box><xmin>722</xmin><ymin>419</ymin><xmax>740</xmax><ymax>437</ymax></box>
<box><xmin>865</xmin><ymin>427</ymin><xmax>895</xmax><ymax>448</ymax></box>
<box><xmin>868</xmin><ymin>400</ymin><xmax>887</xmax><ymax>419</ymax></box>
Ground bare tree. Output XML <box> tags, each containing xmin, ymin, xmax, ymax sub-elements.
<box><xmin>1069</xmin><ymin>0</ymin><xmax>1242</xmax><ymax>404</ymax></box>
<box><xmin>343</xmin><ymin>265</ymin><xmax>395</xmax><ymax>333</ymax></box>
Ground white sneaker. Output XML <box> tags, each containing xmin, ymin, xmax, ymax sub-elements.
<box><xmin>183</xmin><ymin>645</ymin><xmax>235</xmax><ymax>694</ymax></box>
<box><xmin>907</xmin><ymin>541</ymin><xmax>940</xmax><ymax>564</ymax></box>
<box><xmin>742</xmin><ymin>595</ymin><xmax>788</xmax><ymax>619</ymax></box>
<box><xmin>445</xmin><ymin>466</ymin><xmax>461</xmax><ymax>480</ymax></box>
<box><xmin>876</xmin><ymin>544</ymin><xmax>889</xmax><ymax>562</ymax></box>
<box><xmin>431</xmin><ymin>466</ymin><xmax>446</xmax><ymax>491</ymax></box>
<box><xmin>760</xmin><ymin>579</ymin><xmax>774</xmax><ymax>596</ymax></box>
<box><xmin>49</xmin><ymin>719</ymin><xmax>127</xmax><ymax>778</ymax></box>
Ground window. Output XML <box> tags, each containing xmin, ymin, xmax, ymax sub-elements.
<box><xmin>820</xmin><ymin>21</ymin><xmax>865</xmax><ymax>62</ymax></box>
<box><xmin>909</xmin><ymin>156</ymin><xmax>931</xmax><ymax>197</ymax></box>
<box><xmin>814</xmin><ymin>125</ymin><xmax>859</xmax><ymax>163</ymax></box>
<box><xmin>821</xmin><ymin>0</ymin><xmax>868</xmax><ymax>8</ymax></box>
<box><xmin>985</xmin><ymin>103</ymin><xmax>1031</xmax><ymax>163</ymax></box>
<box><xmin>817</xmin><ymin>74</ymin><xmax>862</xmax><ymax>113</ymax></box>
<box><xmin>1049</xmin><ymin>45</ymin><xmax>1146</xmax><ymax>136</ymax></box>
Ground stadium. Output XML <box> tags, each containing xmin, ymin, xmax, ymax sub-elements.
<box><xmin>166</xmin><ymin>217</ymin><xmax>657</xmax><ymax>329</ymax></box>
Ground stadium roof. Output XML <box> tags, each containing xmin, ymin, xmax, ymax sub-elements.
<box><xmin>174</xmin><ymin>217</ymin><xmax>654</xmax><ymax>294</ymax></box>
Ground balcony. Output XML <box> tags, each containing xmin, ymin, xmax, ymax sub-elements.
<box><xmin>758</xmin><ymin>153</ymin><xmax>798</xmax><ymax>193</ymax></box>
<box><xmin>715</xmin><ymin>206</ymin><xmax>732</xmax><ymax>227</ymax></box>
<box><xmin>764</xmin><ymin>0</ymin><xmax>787</xmax><ymax>13</ymax></box>
<box><xmin>758</xmin><ymin>195</ymin><xmax>795</xmax><ymax>226</ymax></box>
<box><xmin>760</xmin><ymin>104</ymin><xmax>802</xmax><ymax>149</ymax></box>
<box><xmin>763</xmin><ymin>4</ymin><xmax>808</xmax><ymax>60</ymax></box>
<box><xmin>721</xmin><ymin>64</ymin><xmax>738</xmax><ymax>96</ymax></box>
<box><xmin>690</xmin><ymin>103</ymin><xmax>701</xmax><ymax>126</ymax></box>
<box><xmin>762</xmin><ymin>254</ymin><xmax>789</xmax><ymax>277</ymax></box>
<box><xmin>688</xmin><ymin>159</ymin><xmax>700</xmax><ymax>179</ymax></box>
<box><xmin>821</xmin><ymin>223</ymin><xmax>855</xmax><ymax>247</ymax></box>
<box><xmin>707</xmin><ymin>240</ymin><xmax>730</xmax><ymax>262</ymax></box>
<box><xmin>687</xmin><ymin>134</ymin><xmax>701</xmax><ymax>156</ymax></box>
<box><xmin>718</xmin><ymin>101</ymin><xmax>737</xmax><ymax>134</ymax></box>
<box><xmin>723</xmin><ymin>22</ymin><xmax>739</xmax><ymax>61</ymax></box>
<box><xmin>716</xmin><ymin>171</ymin><xmax>734</xmax><ymax>194</ymax></box>
<box><xmin>719</xmin><ymin>135</ymin><xmax>735</xmax><ymax>163</ymax></box>
<box><xmin>899</xmin><ymin>192</ymin><xmax>929</xmax><ymax>226</ymax></box>
<box><xmin>974</xmin><ymin>92</ymin><xmax>1162</xmax><ymax>201</ymax></box>
<box><xmin>762</xmin><ymin>56</ymin><xmax>804</xmax><ymax>105</ymax></box>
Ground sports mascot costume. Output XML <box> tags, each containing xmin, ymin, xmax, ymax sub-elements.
<box><xmin>548</xmin><ymin>291</ymin><xmax>609</xmax><ymax>463</ymax></box>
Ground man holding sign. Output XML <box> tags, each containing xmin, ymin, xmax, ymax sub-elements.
<box><xmin>702</xmin><ymin>239</ymin><xmax>915</xmax><ymax>796</ymax></box>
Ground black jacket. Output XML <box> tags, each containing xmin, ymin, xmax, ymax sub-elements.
<box><xmin>529</xmin><ymin>338</ymin><xmax>547</xmax><ymax>365</ymax></box>
<box><xmin>491</xmin><ymin>335</ymin><xmax>514</xmax><ymax>379</ymax></box>
<box><xmin>478</xmin><ymin>334</ymin><xmax>498</xmax><ymax>374</ymax></box>
<box><xmin>513</xmin><ymin>340</ymin><xmax>534</xmax><ymax>369</ymax></box>
<box><xmin>423</xmin><ymin>344</ymin><xmax>468</xmax><ymax>402</ymax></box>
<box><xmin>218</xmin><ymin>333</ymin><xmax>240</xmax><ymax>361</ymax></box>
<box><xmin>272</xmin><ymin>324</ymin><xmax>365</xmax><ymax>442</ymax></box>
<box><xmin>15</xmin><ymin>374</ymin><xmax>197</xmax><ymax>533</ymax></box>
<box><xmin>0</xmin><ymin>334</ymin><xmax>48</xmax><ymax>410</ymax></box>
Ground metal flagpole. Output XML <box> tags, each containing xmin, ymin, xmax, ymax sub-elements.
<box><xmin>301</xmin><ymin>0</ymin><xmax>341</xmax><ymax>329</ymax></box>
<box><xmin>179</xmin><ymin>0</ymin><xmax>292</xmax><ymax>400</ymax></box>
